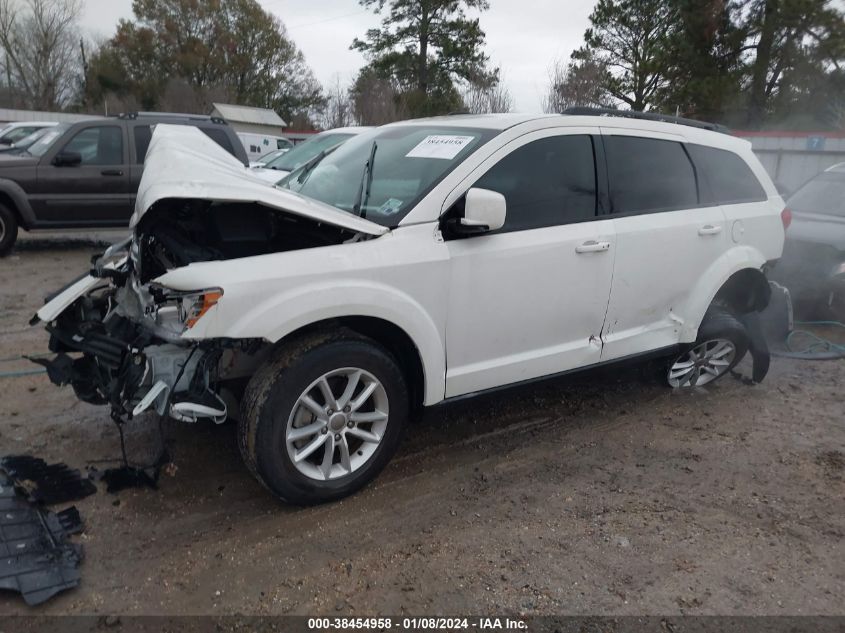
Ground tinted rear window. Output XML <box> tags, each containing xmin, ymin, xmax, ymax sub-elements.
<box><xmin>788</xmin><ymin>173</ymin><xmax>845</xmax><ymax>217</ymax></box>
<box><xmin>200</xmin><ymin>128</ymin><xmax>236</xmax><ymax>156</ymax></box>
<box><xmin>688</xmin><ymin>145</ymin><xmax>767</xmax><ymax>205</ymax></box>
<box><xmin>134</xmin><ymin>125</ymin><xmax>152</xmax><ymax>163</ymax></box>
<box><xmin>606</xmin><ymin>136</ymin><xmax>698</xmax><ymax>214</ymax></box>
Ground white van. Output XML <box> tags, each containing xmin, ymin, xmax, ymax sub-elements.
<box><xmin>237</xmin><ymin>132</ymin><xmax>293</xmax><ymax>163</ymax></box>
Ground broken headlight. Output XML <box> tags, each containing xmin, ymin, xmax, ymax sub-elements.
<box><xmin>150</xmin><ymin>286</ymin><xmax>224</xmax><ymax>329</ymax></box>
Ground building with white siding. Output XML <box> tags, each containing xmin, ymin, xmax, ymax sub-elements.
<box><xmin>734</xmin><ymin>130</ymin><xmax>845</xmax><ymax>195</ymax></box>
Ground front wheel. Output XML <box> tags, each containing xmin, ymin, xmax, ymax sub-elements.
<box><xmin>239</xmin><ymin>331</ymin><xmax>409</xmax><ymax>505</ymax></box>
<box><xmin>666</xmin><ymin>306</ymin><xmax>749</xmax><ymax>388</ymax></box>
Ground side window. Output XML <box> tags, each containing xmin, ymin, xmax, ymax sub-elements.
<box><xmin>605</xmin><ymin>136</ymin><xmax>698</xmax><ymax>214</ymax></box>
<box><xmin>200</xmin><ymin>128</ymin><xmax>235</xmax><ymax>156</ymax></box>
<box><xmin>133</xmin><ymin>125</ymin><xmax>153</xmax><ymax>164</ymax></box>
<box><xmin>687</xmin><ymin>145</ymin><xmax>767</xmax><ymax>205</ymax></box>
<box><xmin>473</xmin><ymin>135</ymin><xmax>597</xmax><ymax>233</ymax></box>
<box><xmin>61</xmin><ymin>126</ymin><xmax>124</xmax><ymax>165</ymax></box>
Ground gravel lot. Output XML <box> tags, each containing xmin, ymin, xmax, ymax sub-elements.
<box><xmin>0</xmin><ymin>234</ymin><xmax>843</xmax><ymax>616</ymax></box>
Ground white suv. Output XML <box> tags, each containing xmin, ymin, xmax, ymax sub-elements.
<box><xmin>34</xmin><ymin>113</ymin><xmax>786</xmax><ymax>504</ymax></box>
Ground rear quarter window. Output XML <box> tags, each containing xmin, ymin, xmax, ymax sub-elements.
<box><xmin>133</xmin><ymin>125</ymin><xmax>152</xmax><ymax>163</ymax></box>
<box><xmin>200</xmin><ymin>128</ymin><xmax>236</xmax><ymax>156</ymax></box>
<box><xmin>688</xmin><ymin>145</ymin><xmax>767</xmax><ymax>205</ymax></box>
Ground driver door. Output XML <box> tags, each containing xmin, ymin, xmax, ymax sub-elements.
<box><xmin>444</xmin><ymin>129</ymin><xmax>616</xmax><ymax>398</ymax></box>
<box><xmin>33</xmin><ymin>123</ymin><xmax>131</xmax><ymax>225</ymax></box>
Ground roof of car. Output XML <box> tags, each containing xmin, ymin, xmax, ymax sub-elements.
<box><xmin>1</xmin><ymin>121</ymin><xmax>58</xmax><ymax>128</ymax></box>
<box><xmin>315</xmin><ymin>127</ymin><xmax>373</xmax><ymax>135</ymax></box>
<box><xmin>390</xmin><ymin>112</ymin><xmax>750</xmax><ymax>151</ymax></box>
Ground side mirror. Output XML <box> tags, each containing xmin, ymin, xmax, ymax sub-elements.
<box><xmin>52</xmin><ymin>151</ymin><xmax>82</xmax><ymax>167</ymax></box>
<box><xmin>457</xmin><ymin>188</ymin><xmax>507</xmax><ymax>234</ymax></box>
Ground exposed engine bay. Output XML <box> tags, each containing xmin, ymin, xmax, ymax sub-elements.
<box><xmin>135</xmin><ymin>199</ymin><xmax>356</xmax><ymax>282</ymax></box>
<box><xmin>33</xmin><ymin>200</ymin><xmax>363</xmax><ymax>426</ymax></box>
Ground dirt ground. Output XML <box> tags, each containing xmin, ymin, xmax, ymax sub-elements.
<box><xmin>0</xmin><ymin>234</ymin><xmax>843</xmax><ymax>616</ymax></box>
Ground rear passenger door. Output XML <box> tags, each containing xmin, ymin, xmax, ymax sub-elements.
<box><xmin>444</xmin><ymin>129</ymin><xmax>616</xmax><ymax>397</ymax></box>
<box><xmin>599</xmin><ymin>130</ymin><xmax>729</xmax><ymax>361</ymax></box>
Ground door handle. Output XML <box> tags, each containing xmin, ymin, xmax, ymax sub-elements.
<box><xmin>101</xmin><ymin>169</ymin><xmax>124</xmax><ymax>176</ymax></box>
<box><xmin>698</xmin><ymin>225</ymin><xmax>723</xmax><ymax>236</ymax></box>
<box><xmin>575</xmin><ymin>240</ymin><xmax>611</xmax><ymax>254</ymax></box>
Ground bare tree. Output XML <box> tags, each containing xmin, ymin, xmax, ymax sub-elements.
<box><xmin>351</xmin><ymin>68</ymin><xmax>408</xmax><ymax>126</ymax></box>
<box><xmin>543</xmin><ymin>55</ymin><xmax>612</xmax><ymax>113</ymax></box>
<box><xmin>319</xmin><ymin>76</ymin><xmax>355</xmax><ymax>130</ymax></box>
<box><xmin>0</xmin><ymin>0</ymin><xmax>82</xmax><ymax>110</ymax></box>
<box><xmin>461</xmin><ymin>78</ymin><xmax>513</xmax><ymax>114</ymax></box>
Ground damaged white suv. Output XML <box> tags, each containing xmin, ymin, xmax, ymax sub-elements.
<box><xmin>33</xmin><ymin>112</ymin><xmax>786</xmax><ymax>504</ymax></box>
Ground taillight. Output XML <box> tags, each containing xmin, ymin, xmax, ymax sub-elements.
<box><xmin>781</xmin><ymin>207</ymin><xmax>792</xmax><ymax>231</ymax></box>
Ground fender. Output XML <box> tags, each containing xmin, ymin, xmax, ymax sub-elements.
<box><xmin>679</xmin><ymin>244</ymin><xmax>768</xmax><ymax>342</ymax></box>
<box><xmin>0</xmin><ymin>178</ymin><xmax>36</xmax><ymax>227</ymax></box>
<box><xmin>183</xmin><ymin>279</ymin><xmax>447</xmax><ymax>406</ymax></box>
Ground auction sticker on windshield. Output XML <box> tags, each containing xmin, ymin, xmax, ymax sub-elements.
<box><xmin>406</xmin><ymin>135</ymin><xmax>476</xmax><ymax>160</ymax></box>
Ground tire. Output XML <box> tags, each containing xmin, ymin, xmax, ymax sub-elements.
<box><xmin>0</xmin><ymin>203</ymin><xmax>18</xmax><ymax>257</ymax></box>
<box><xmin>814</xmin><ymin>276</ymin><xmax>845</xmax><ymax>324</ymax></box>
<box><xmin>665</xmin><ymin>305</ymin><xmax>750</xmax><ymax>388</ymax></box>
<box><xmin>239</xmin><ymin>330</ymin><xmax>409</xmax><ymax>505</ymax></box>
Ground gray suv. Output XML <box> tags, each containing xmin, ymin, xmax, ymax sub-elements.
<box><xmin>0</xmin><ymin>113</ymin><xmax>248</xmax><ymax>255</ymax></box>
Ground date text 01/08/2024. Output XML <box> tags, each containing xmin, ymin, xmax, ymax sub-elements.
<box><xmin>307</xmin><ymin>617</ymin><xmax>528</xmax><ymax>630</ymax></box>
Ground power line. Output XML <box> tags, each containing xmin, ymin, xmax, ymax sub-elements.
<box><xmin>288</xmin><ymin>10</ymin><xmax>369</xmax><ymax>30</ymax></box>
<box><xmin>258</xmin><ymin>1</ymin><xmax>369</xmax><ymax>30</ymax></box>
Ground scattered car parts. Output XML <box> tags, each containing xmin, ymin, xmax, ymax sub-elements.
<box><xmin>0</xmin><ymin>474</ymin><xmax>83</xmax><ymax>606</ymax></box>
<box><xmin>0</xmin><ymin>456</ymin><xmax>96</xmax><ymax>506</ymax></box>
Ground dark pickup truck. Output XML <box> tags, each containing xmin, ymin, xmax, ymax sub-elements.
<box><xmin>0</xmin><ymin>112</ymin><xmax>248</xmax><ymax>255</ymax></box>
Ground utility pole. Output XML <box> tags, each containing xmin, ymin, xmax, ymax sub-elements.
<box><xmin>4</xmin><ymin>51</ymin><xmax>12</xmax><ymax>108</ymax></box>
<box><xmin>80</xmin><ymin>38</ymin><xmax>89</xmax><ymax>109</ymax></box>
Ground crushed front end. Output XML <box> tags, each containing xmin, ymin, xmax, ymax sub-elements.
<box><xmin>33</xmin><ymin>238</ymin><xmax>253</xmax><ymax>425</ymax></box>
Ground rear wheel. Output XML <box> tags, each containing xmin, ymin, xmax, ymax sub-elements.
<box><xmin>239</xmin><ymin>331</ymin><xmax>409</xmax><ymax>505</ymax></box>
<box><xmin>0</xmin><ymin>203</ymin><xmax>18</xmax><ymax>256</ymax></box>
<box><xmin>666</xmin><ymin>306</ymin><xmax>749</xmax><ymax>388</ymax></box>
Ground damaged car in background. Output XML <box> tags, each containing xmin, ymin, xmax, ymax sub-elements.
<box><xmin>32</xmin><ymin>113</ymin><xmax>785</xmax><ymax>505</ymax></box>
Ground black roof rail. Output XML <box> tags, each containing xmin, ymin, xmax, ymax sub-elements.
<box><xmin>562</xmin><ymin>107</ymin><xmax>731</xmax><ymax>135</ymax></box>
<box><xmin>117</xmin><ymin>111</ymin><xmax>227</xmax><ymax>124</ymax></box>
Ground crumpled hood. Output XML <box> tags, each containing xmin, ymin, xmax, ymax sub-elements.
<box><xmin>132</xmin><ymin>125</ymin><xmax>388</xmax><ymax>237</ymax></box>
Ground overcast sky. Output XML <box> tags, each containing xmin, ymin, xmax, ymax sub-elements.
<box><xmin>80</xmin><ymin>0</ymin><xmax>597</xmax><ymax>113</ymax></box>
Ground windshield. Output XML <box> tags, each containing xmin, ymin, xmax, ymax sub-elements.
<box><xmin>265</xmin><ymin>132</ymin><xmax>357</xmax><ymax>172</ymax></box>
<box><xmin>788</xmin><ymin>173</ymin><xmax>845</xmax><ymax>218</ymax></box>
<box><xmin>257</xmin><ymin>148</ymin><xmax>287</xmax><ymax>163</ymax></box>
<box><xmin>279</xmin><ymin>125</ymin><xmax>499</xmax><ymax>227</ymax></box>
<box><xmin>14</xmin><ymin>128</ymin><xmax>50</xmax><ymax>149</ymax></box>
<box><xmin>27</xmin><ymin>124</ymin><xmax>70</xmax><ymax>157</ymax></box>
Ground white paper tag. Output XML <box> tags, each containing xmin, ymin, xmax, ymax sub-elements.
<box><xmin>379</xmin><ymin>198</ymin><xmax>404</xmax><ymax>215</ymax></box>
<box><xmin>406</xmin><ymin>135</ymin><xmax>475</xmax><ymax>160</ymax></box>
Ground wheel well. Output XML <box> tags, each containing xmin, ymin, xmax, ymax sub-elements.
<box><xmin>712</xmin><ymin>268</ymin><xmax>771</xmax><ymax>315</ymax></box>
<box><xmin>0</xmin><ymin>192</ymin><xmax>21</xmax><ymax>224</ymax></box>
<box><xmin>275</xmin><ymin>316</ymin><xmax>426</xmax><ymax>417</ymax></box>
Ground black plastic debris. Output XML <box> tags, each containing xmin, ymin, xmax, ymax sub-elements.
<box><xmin>88</xmin><ymin>465</ymin><xmax>160</xmax><ymax>494</ymax></box>
<box><xmin>1</xmin><ymin>455</ymin><xmax>97</xmax><ymax>505</ymax></box>
<box><xmin>0</xmin><ymin>475</ymin><xmax>84</xmax><ymax>606</ymax></box>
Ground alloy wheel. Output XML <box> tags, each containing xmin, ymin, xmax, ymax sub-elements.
<box><xmin>668</xmin><ymin>338</ymin><xmax>736</xmax><ymax>388</ymax></box>
<box><xmin>285</xmin><ymin>367</ymin><xmax>389</xmax><ymax>481</ymax></box>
